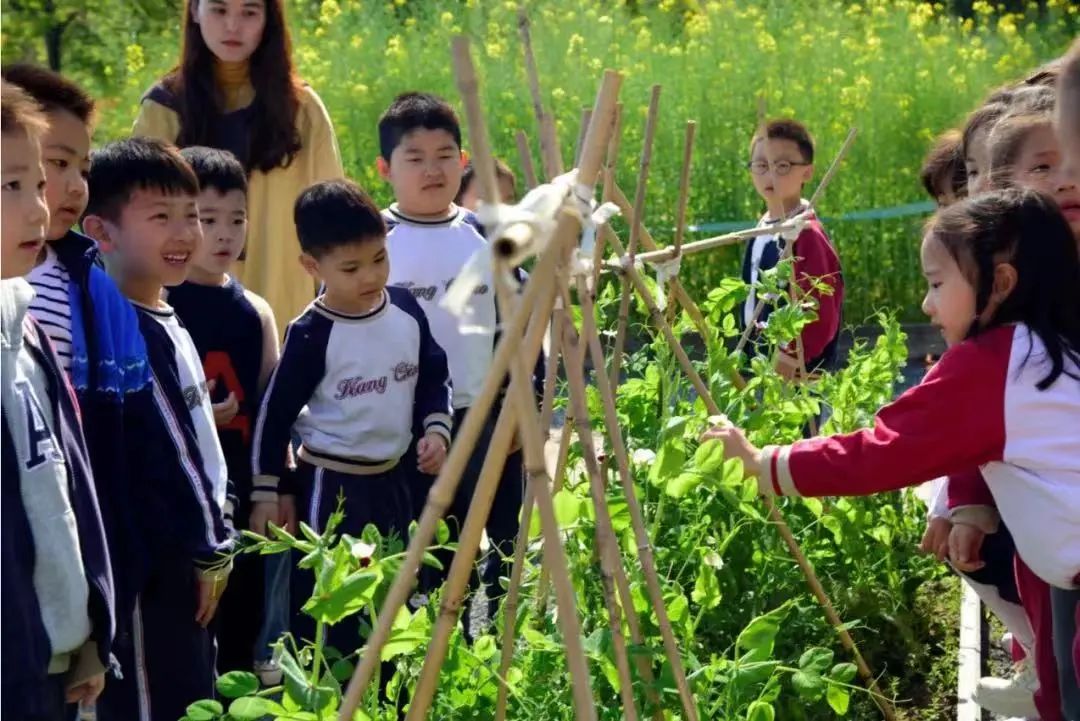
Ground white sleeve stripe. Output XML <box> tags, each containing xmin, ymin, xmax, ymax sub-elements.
<box><xmin>775</xmin><ymin>445</ymin><xmax>799</xmax><ymax>497</ymax></box>
<box><xmin>150</xmin><ymin>371</ymin><xmax>219</xmax><ymax>548</ymax></box>
<box><xmin>250</xmin><ymin>323</ymin><xmax>295</xmax><ymax>477</ymax></box>
<box><xmin>424</xmin><ymin>413</ymin><xmax>453</xmax><ymax>430</ymax></box>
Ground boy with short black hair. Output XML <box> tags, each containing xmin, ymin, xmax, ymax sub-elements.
<box><xmin>253</xmin><ymin>178</ymin><xmax>451</xmax><ymax>652</ymax></box>
<box><xmin>376</xmin><ymin>91</ymin><xmax>540</xmax><ymax>628</ymax></box>
<box><xmin>741</xmin><ymin>118</ymin><xmax>844</xmax><ymax>377</ymax></box>
<box><xmin>81</xmin><ymin>137</ymin><xmax>234</xmax><ymax>721</ymax></box>
<box><xmin>168</xmin><ymin>146</ymin><xmax>282</xmax><ymax>676</ymax></box>
<box><xmin>920</xmin><ymin>129</ymin><xmax>968</xmax><ymax>208</ymax></box>
<box><xmin>1</xmin><ymin>78</ymin><xmax>116</xmax><ymax>721</ymax></box>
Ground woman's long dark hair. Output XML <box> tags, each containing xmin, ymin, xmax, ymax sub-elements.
<box><xmin>165</xmin><ymin>0</ymin><xmax>302</xmax><ymax>173</ymax></box>
<box><xmin>928</xmin><ymin>188</ymin><xmax>1080</xmax><ymax>390</ymax></box>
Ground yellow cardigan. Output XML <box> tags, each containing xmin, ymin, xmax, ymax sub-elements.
<box><xmin>132</xmin><ymin>85</ymin><xmax>344</xmax><ymax>330</ymax></box>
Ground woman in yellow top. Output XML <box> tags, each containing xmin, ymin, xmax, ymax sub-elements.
<box><xmin>133</xmin><ymin>0</ymin><xmax>343</xmax><ymax>327</ymax></box>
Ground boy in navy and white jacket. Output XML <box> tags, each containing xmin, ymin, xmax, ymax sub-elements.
<box><xmin>253</xmin><ymin>179</ymin><xmax>451</xmax><ymax>653</ymax></box>
<box><xmin>82</xmin><ymin>137</ymin><xmax>235</xmax><ymax>721</ymax></box>
<box><xmin>1</xmin><ymin>80</ymin><xmax>115</xmax><ymax>721</ymax></box>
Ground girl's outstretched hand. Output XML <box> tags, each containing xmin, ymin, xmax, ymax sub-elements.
<box><xmin>700</xmin><ymin>417</ymin><xmax>764</xmax><ymax>481</ymax></box>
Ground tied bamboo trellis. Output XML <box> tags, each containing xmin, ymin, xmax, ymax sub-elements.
<box><xmin>339</xmin><ymin>25</ymin><xmax>899</xmax><ymax>721</ymax></box>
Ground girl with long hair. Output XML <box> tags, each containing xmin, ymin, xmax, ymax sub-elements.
<box><xmin>133</xmin><ymin>0</ymin><xmax>342</xmax><ymax>329</ymax></box>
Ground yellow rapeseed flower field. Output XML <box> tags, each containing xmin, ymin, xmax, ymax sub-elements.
<box><xmin>87</xmin><ymin>0</ymin><xmax>1080</xmax><ymax>318</ymax></box>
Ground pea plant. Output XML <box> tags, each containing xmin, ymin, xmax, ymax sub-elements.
<box><xmin>183</xmin><ymin>267</ymin><xmax>951</xmax><ymax>721</ymax></box>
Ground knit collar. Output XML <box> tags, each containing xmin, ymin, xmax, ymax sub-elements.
<box><xmin>213</xmin><ymin>59</ymin><xmax>254</xmax><ymax>112</ymax></box>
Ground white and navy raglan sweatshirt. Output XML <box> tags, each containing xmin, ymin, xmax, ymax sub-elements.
<box><xmin>383</xmin><ymin>204</ymin><xmax>495</xmax><ymax>410</ymax></box>
<box><xmin>758</xmin><ymin>323</ymin><xmax>1080</xmax><ymax>590</ymax></box>
<box><xmin>252</xmin><ymin>287</ymin><xmax>452</xmax><ymax>494</ymax></box>
<box><xmin>134</xmin><ymin>303</ymin><xmax>235</xmax><ymax>567</ymax></box>
<box><xmin>382</xmin><ymin>204</ymin><xmax>545</xmax><ymax>410</ymax></box>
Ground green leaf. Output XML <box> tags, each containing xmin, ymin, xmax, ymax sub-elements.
<box><xmin>228</xmin><ymin>697</ymin><xmax>285</xmax><ymax>721</ymax></box>
<box><xmin>693</xmin><ymin>439</ymin><xmax>726</xmax><ymax>474</ymax></box>
<box><xmin>472</xmin><ymin>634</ymin><xmax>497</xmax><ymax>662</ymax></box>
<box><xmin>731</xmin><ymin>659</ymin><xmax>779</xmax><ymax>692</ymax></box>
<box><xmin>791</xmin><ymin>670</ymin><xmax>826</xmax><ymax>700</ymax></box>
<box><xmin>746</xmin><ymin>701</ymin><xmax>776</xmax><ymax>721</ymax></box>
<box><xmin>827</xmin><ymin>684</ymin><xmax>852</xmax><ymax>715</ymax></box>
<box><xmin>331</xmin><ymin>657</ymin><xmax>355</xmax><ymax>682</ymax></box>
<box><xmin>830</xmin><ymin>662</ymin><xmax>858</xmax><ymax>684</ymax></box>
<box><xmin>435</xmin><ymin>518</ymin><xmax>450</xmax><ymax>546</ymax></box>
<box><xmin>691</xmin><ymin>563</ymin><xmax>721</xmax><ymax>609</ymax></box>
<box><xmin>736</xmin><ymin>613</ymin><xmax>780</xmax><ymax>654</ymax></box>
<box><xmin>216</xmin><ymin>670</ymin><xmax>259</xmax><ymax>699</ymax></box>
<box><xmin>799</xmin><ymin>647</ymin><xmax>834</xmax><ymax>675</ymax></box>
<box><xmin>665</xmin><ymin>471</ymin><xmax>702</xmax><ymax>498</ymax></box>
<box><xmin>666</xmin><ymin>593</ymin><xmax>689</xmax><ymax>626</ymax></box>
<box><xmin>298</xmin><ymin>522</ymin><xmax>320</xmax><ymax>544</ymax></box>
<box><xmin>552</xmin><ymin>488</ymin><xmax>581</xmax><ymax>526</ymax></box>
<box><xmin>648</xmin><ymin>440</ymin><xmax>685</xmax><ymax>487</ymax></box>
<box><xmin>185</xmin><ymin>699</ymin><xmax>223</xmax><ymax>721</ymax></box>
<box><xmin>279</xmin><ymin>649</ymin><xmax>336</xmax><ymax>711</ymax></box>
<box><xmin>302</xmin><ymin>569</ymin><xmax>381</xmax><ymax>624</ymax></box>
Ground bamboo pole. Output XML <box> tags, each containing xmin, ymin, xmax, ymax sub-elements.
<box><xmin>672</xmin><ymin>121</ymin><xmax>695</xmax><ymax>261</ymax></box>
<box><xmin>664</xmin><ymin>120</ymin><xmax>696</xmax><ymax>326</ymax></box>
<box><xmin>405</xmin><ymin>406</ymin><xmax>518</xmax><ymax>720</ymax></box>
<box><xmin>337</xmin><ymin>207</ymin><xmax>569</xmax><ymax>721</ymax></box>
<box><xmin>534</xmin><ymin>400</ymin><xmax>573</xmax><ymax>617</ymax></box>
<box><xmin>493</xmin><ymin>306</ymin><xmax>564</xmax><ymax>721</ymax></box>
<box><xmin>516</xmin><ymin>130</ymin><xmax>539</xmax><ymax>190</ymax></box>
<box><xmin>593</xmin><ymin>103</ymin><xmax>624</xmax><ymax>293</ymax></box>
<box><xmin>496</xmin><ymin>257</ymin><xmax>598</xmax><ymax>721</ymax></box>
<box><xmin>561</xmin><ymin>285</ymin><xmax>667</xmax><ymax>721</ymax></box>
<box><xmin>454</xmin><ymin>37</ymin><xmax>499</xmax><ymax>212</ymax></box>
<box><xmin>618</xmin><ymin>219</ymin><xmax>802</xmax><ymax>266</ymax></box>
<box><xmin>609</xmin><ymin>85</ymin><xmax>661</xmax><ymax>389</ymax></box>
<box><xmin>558</xmin><ymin>290</ymin><xmax>640</xmax><ymax>721</ymax></box>
<box><xmin>601</xmin><ymin>228</ymin><xmax>897</xmax><ymax>721</ymax></box>
<box><xmin>575</xmin><ymin>106</ymin><xmax>593</xmax><ymax>168</ymax></box>
<box><xmin>575</xmin><ymin>273</ymin><xmax>701</xmax><ymax>721</ymax></box>
<box><xmin>518</xmin><ymin>5</ymin><xmax>562</xmax><ymax>180</ymax></box>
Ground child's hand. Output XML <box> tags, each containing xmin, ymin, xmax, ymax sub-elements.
<box><xmin>417</xmin><ymin>433</ymin><xmax>449</xmax><ymax>475</ymax></box>
<box><xmin>66</xmin><ymin>672</ymin><xmax>105</xmax><ymax>705</ymax></box>
<box><xmin>194</xmin><ymin>565</ymin><xmax>230</xmax><ymax>628</ymax></box>
<box><xmin>208</xmin><ymin>379</ymin><xmax>239</xmax><ymax>425</ymax></box>
<box><xmin>919</xmin><ymin>516</ymin><xmax>952</xmax><ymax>561</ymax></box>
<box><xmin>949</xmin><ymin>522</ymin><xmax>987</xmax><ymax>573</ymax></box>
<box><xmin>700</xmin><ymin>418</ymin><xmax>763</xmax><ymax>479</ymax></box>
<box><xmin>278</xmin><ymin>494</ymin><xmax>298</xmax><ymax>535</ymax></box>
<box><xmin>249</xmin><ymin>501</ymin><xmax>278</xmax><ymax>536</ymax></box>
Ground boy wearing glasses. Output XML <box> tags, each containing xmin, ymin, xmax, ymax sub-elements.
<box><xmin>742</xmin><ymin>118</ymin><xmax>844</xmax><ymax>378</ymax></box>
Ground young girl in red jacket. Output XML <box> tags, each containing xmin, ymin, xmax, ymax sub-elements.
<box><xmin>705</xmin><ymin>188</ymin><xmax>1080</xmax><ymax>720</ymax></box>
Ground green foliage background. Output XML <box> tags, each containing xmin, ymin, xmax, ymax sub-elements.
<box><xmin>2</xmin><ymin>0</ymin><xmax>1076</xmax><ymax>321</ymax></box>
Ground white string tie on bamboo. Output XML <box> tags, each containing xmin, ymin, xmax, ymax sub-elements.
<box><xmin>574</xmin><ymin>199</ymin><xmax>621</xmax><ymax>278</ymax></box>
<box><xmin>652</xmin><ymin>254</ymin><xmax>682</xmax><ymax>311</ymax></box>
<box><xmin>440</xmin><ymin>177</ymin><xmax>574</xmax><ymax>332</ymax></box>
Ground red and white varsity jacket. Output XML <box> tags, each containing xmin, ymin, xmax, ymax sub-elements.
<box><xmin>760</xmin><ymin>323</ymin><xmax>1080</xmax><ymax>589</ymax></box>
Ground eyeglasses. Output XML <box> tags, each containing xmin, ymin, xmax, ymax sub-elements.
<box><xmin>746</xmin><ymin>160</ymin><xmax>810</xmax><ymax>176</ymax></box>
